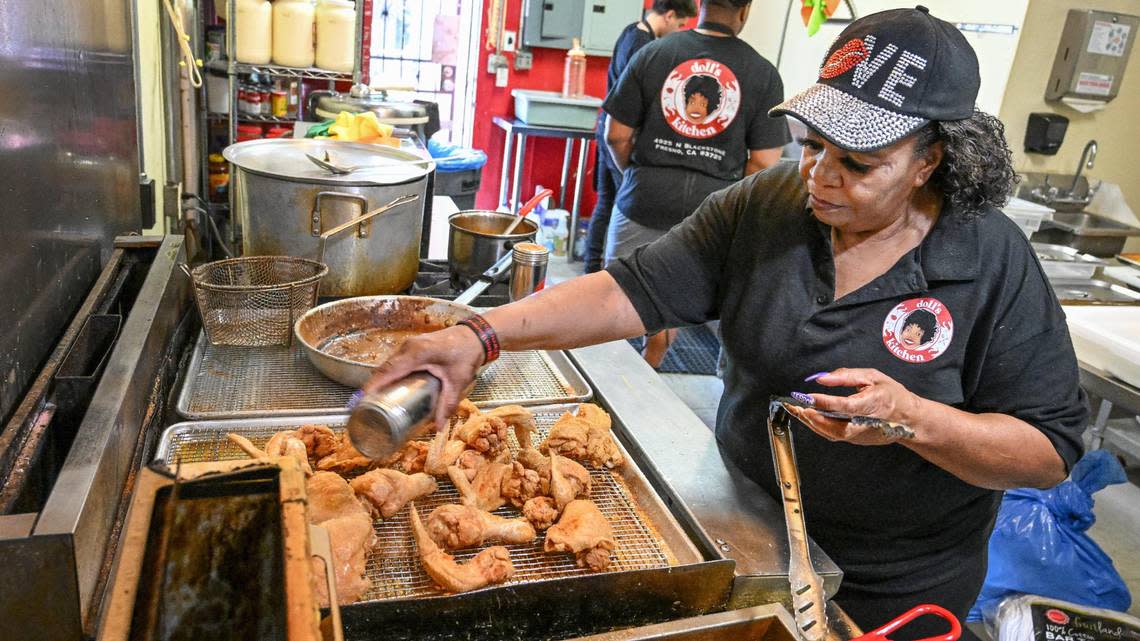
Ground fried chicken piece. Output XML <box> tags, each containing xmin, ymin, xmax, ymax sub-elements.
<box><xmin>515</xmin><ymin>449</ymin><xmax>590</xmax><ymax>505</ymax></box>
<box><xmin>227</xmin><ymin>432</ymin><xmax>313</xmax><ymax>474</ymax></box>
<box><xmin>312</xmin><ymin>512</ymin><xmax>374</xmax><ymax>605</ymax></box>
<box><xmin>424</xmin><ymin>422</ymin><xmax>468</xmax><ymax>476</ymax></box>
<box><xmin>544</xmin><ymin>499</ymin><xmax>615</xmax><ymax>571</ymax></box>
<box><xmin>425</xmin><ymin>504</ymin><xmax>536</xmax><ymax>549</ymax></box>
<box><xmin>452</xmin><ymin>414</ymin><xmax>509</xmax><ymax>457</ymax></box>
<box><xmin>296</xmin><ymin>424</ymin><xmax>339</xmax><ymax>460</ymax></box>
<box><xmin>549</xmin><ymin>453</ymin><xmax>591</xmax><ymax>510</ymax></box>
<box><xmin>350</xmin><ymin>469</ymin><xmax>438</xmax><ymax>519</ymax></box>
<box><xmin>541</xmin><ymin>405</ymin><xmax>624</xmax><ymax>469</ymax></box>
<box><xmin>455</xmin><ymin>398</ymin><xmax>481</xmax><ymax>422</ymax></box>
<box><xmin>409</xmin><ymin>502</ymin><xmax>514</xmax><ymax>593</ymax></box>
<box><xmin>317</xmin><ymin>432</ymin><xmax>374</xmax><ymax>474</ymax></box>
<box><xmin>305</xmin><ymin>472</ymin><xmax>375</xmax><ymax>605</ymax></box>
<box><xmin>500</xmin><ymin>461</ymin><xmax>543</xmax><ymax>509</ymax></box>
<box><xmin>448</xmin><ymin>462</ymin><xmax>510</xmax><ymax>512</ymax></box>
<box><xmin>307</xmin><ymin>471</ymin><xmax>370</xmax><ymax>523</ymax></box>
<box><xmin>522</xmin><ymin>496</ymin><xmax>559</xmax><ymax>531</ymax></box>
<box><xmin>484</xmin><ymin>405</ymin><xmax>537</xmax><ymax>450</ymax></box>
<box><xmin>381</xmin><ymin>440</ymin><xmax>429</xmax><ymax>474</ymax></box>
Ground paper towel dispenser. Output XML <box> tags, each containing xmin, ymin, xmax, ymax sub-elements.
<box><xmin>1045</xmin><ymin>9</ymin><xmax>1137</xmax><ymax>107</ymax></box>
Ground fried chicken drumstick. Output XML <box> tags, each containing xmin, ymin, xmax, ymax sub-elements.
<box><xmin>409</xmin><ymin>502</ymin><xmax>514</xmax><ymax>593</ymax></box>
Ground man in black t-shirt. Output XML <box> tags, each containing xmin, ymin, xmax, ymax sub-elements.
<box><xmin>602</xmin><ymin>0</ymin><xmax>790</xmax><ymax>366</ymax></box>
<box><xmin>584</xmin><ymin>0</ymin><xmax>697</xmax><ymax>274</ymax></box>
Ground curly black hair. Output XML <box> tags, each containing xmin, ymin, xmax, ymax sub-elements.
<box><xmin>683</xmin><ymin>75</ymin><xmax>722</xmax><ymax>114</ymax></box>
<box><xmin>902</xmin><ymin>309</ymin><xmax>938</xmax><ymax>345</ymax></box>
<box><xmin>913</xmin><ymin>110</ymin><xmax>1019</xmax><ymax>217</ymax></box>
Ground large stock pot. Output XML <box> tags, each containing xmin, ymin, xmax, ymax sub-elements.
<box><xmin>224</xmin><ymin>138</ymin><xmax>433</xmax><ymax>296</ymax></box>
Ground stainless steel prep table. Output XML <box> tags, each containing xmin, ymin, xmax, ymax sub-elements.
<box><xmin>567</xmin><ymin>340</ymin><xmax>843</xmax><ymax>609</ymax></box>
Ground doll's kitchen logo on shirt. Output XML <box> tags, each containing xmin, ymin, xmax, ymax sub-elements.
<box><xmin>660</xmin><ymin>59</ymin><xmax>741</xmax><ymax>139</ymax></box>
<box><xmin>882</xmin><ymin>298</ymin><xmax>953</xmax><ymax>363</ymax></box>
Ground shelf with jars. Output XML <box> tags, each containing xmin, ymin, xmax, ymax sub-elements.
<box><xmin>224</xmin><ymin>0</ymin><xmax>364</xmax><ymax>143</ymax></box>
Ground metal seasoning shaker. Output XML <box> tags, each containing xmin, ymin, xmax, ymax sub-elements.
<box><xmin>346</xmin><ymin>372</ymin><xmax>441</xmax><ymax>459</ymax></box>
<box><xmin>509</xmin><ymin>242</ymin><xmax>549</xmax><ymax>302</ymax></box>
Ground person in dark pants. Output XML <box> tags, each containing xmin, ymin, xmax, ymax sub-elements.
<box><xmin>364</xmin><ymin>8</ymin><xmax>1088</xmax><ymax>634</ymax></box>
<box><xmin>583</xmin><ymin>0</ymin><xmax>697</xmax><ymax>274</ymax></box>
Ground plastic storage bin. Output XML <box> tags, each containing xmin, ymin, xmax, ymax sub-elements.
<box><xmin>512</xmin><ymin>89</ymin><xmax>602</xmax><ymax>130</ymax></box>
<box><xmin>1001</xmin><ymin>196</ymin><xmax>1054</xmax><ymax>238</ymax></box>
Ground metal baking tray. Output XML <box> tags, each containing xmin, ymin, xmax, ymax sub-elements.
<box><xmin>1052</xmin><ymin>278</ymin><xmax>1140</xmax><ymax>305</ymax></box>
<box><xmin>1034</xmin><ymin>242</ymin><xmax>1108</xmax><ymax>280</ymax></box>
<box><xmin>175</xmin><ymin>331</ymin><xmax>592</xmax><ymax>419</ymax></box>
<box><xmin>154</xmin><ymin>405</ymin><xmax>705</xmax><ymax>605</ymax></box>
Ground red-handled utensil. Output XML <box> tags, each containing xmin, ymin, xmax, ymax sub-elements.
<box><xmin>852</xmin><ymin>604</ymin><xmax>961</xmax><ymax>641</ymax></box>
<box><xmin>504</xmin><ymin>188</ymin><xmax>554</xmax><ymax>235</ymax></box>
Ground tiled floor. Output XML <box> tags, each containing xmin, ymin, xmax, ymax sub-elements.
<box><xmin>547</xmin><ymin>253</ymin><xmax>1140</xmax><ymax>618</ymax></box>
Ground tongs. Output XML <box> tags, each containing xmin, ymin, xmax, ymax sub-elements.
<box><xmin>768</xmin><ymin>400</ymin><xmax>828</xmax><ymax>640</ymax></box>
<box><xmin>777</xmin><ymin>395</ymin><xmax>916</xmax><ymax>440</ymax></box>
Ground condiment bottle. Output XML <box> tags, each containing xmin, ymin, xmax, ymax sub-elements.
<box><xmin>562</xmin><ymin>38</ymin><xmax>586</xmax><ymax>99</ymax></box>
<box><xmin>347</xmin><ymin>373</ymin><xmax>441</xmax><ymax>459</ymax></box>
<box><xmin>273</xmin><ymin>0</ymin><xmax>316</xmax><ymax>68</ymax></box>
<box><xmin>234</xmin><ymin>0</ymin><xmax>272</xmax><ymax>64</ymax></box>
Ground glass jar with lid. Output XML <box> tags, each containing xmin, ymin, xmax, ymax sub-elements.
<box><xmin>273</xmin><ymin>0</ymin><xmax>316</xmax><ymax>68</ymax></box>
<box><xmin>234</xmin><ymin>0</ymin><xmax>272</xmax><ymax>64</ymax></box>
<box><xmin>316</xmin><ymin>0</ymin><xmax>357</xmax><ymax>73</ymax></box>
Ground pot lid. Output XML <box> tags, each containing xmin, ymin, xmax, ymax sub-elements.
<box><xmin>222</xmin><ymin>138</ymin><xmax>433</xmax><ymax>185</ymax></box>
<box><xmin>312</xmin><ymin>86</ymin><xmax>429</xmax><ymax>123</ymax></box>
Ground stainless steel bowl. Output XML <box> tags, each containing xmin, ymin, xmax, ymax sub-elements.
<box><xmin>294</xmin><ymin>296</ymin><xmax>477</xmax><ymax>387</ymax></box>
<box><xmin>448</xmin><ymin>211</ymin><xmax>538</xmax><ymax>285</ymax></box>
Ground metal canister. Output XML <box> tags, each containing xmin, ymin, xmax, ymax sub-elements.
<box><xmin>346</xmin><ymin>372</ymin><xmax>441</xmax><ymax>459</ymax></box>
<box><xmin>509</xmin><ymin>242</ymin><xmax>549</xmax><ymax>302</ymax></box>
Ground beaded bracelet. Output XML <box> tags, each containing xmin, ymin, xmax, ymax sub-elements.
<box><xmin>458</xmin><ymin>314</ymin><xmax>500</xmax><ymax>364</ymax></box>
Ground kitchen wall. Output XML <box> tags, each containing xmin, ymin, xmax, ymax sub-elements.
<box><xmin>998</xmin><ymin>0</ymin><xmax>1140</xmax><ymax>249</ymax></box>
<box><xmin>739</xmin><ymin>0</ymin><xmax>1030</xmax><ymax>115</ymax></box>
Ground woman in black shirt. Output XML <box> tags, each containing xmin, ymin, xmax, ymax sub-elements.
<box><xmin>365</xmin><ymin>8</ymin><xmax>1086</xmax><ymax>631</ymax></box>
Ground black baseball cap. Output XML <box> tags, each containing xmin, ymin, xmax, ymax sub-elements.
<box><xmin>770</xmin><ymin>6</ymin><xmax>980</xmax><ymax>151</ymax></box>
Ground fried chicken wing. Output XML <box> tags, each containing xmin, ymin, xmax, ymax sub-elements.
<box><xmin>448</xmin><ymin>462</ymin><xmax>511</xmax><ymax>512</ymax></box>
<box><xmin>484</xmin><ymin>405</ymin><xmax>537</xmax><ymax>450</ymax></box>
<box><xmin>350</xmin><ymin>469</ymin><xmax>437</xmax><ymax>519</ymax></box>
<box><xmin>541</xmin><ymin>405</ymin><xmax>623</xmax><ymax>469</ymax></box>
<box><xmin>452</xmin><ymin>414</ymin><xmax>509</xmax><ymax>457</ymax></box>
<box><xmin>409</xmin><ymin>502</ymin><xmax>514</xmax><ymax>593</ymax></box>
<box><xmin>424</xmin><ymin>422</ymin><xmax>468</xmax><ymax>476</ymax></box>
<box><xmin>522</xmin><ymin>496</ymin><xmax>559</xmax><ymax>531</ymax></box>
<box><xmin>544</xmin><ymin>499</ymin><xmax>615</xmax><ymax>571</ymax></box>
<box><xmin>455</xmin><ymin>398</ymin><xmax>481</xmax><ymax>422</ymax></box>
<box><xmin>307</xmin><ymin>471</ymin><xmax>370</xmax><ymax>524</ymax></box>
<box><xmin>227</xmin><ymin>432</ymin><xmax>313</xmax><ymax>474</ymax></box>
<box><xmin>425</xmin><ymin>504</ymin><xmax>536</xmax><ymax>549</ymax></box>
<box><xmin>316</xmin><ymin>432</ymin><xmax>375</xmax><ymax>474</ymax></box>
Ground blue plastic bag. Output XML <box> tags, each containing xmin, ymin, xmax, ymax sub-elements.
<box><xmin>968</xmin><ymin>450</ymin><xmax>1131</xmax><ymax>622</ymax></box>
<box><xmin>427</xmin><ymin>138</ymin><xmax>487</xmax><ymax>173</ymax></box>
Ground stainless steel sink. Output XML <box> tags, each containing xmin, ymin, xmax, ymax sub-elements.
<box><xmin>1047</xmin><ymin>212</ymin><xmax>1140</xmax><ymax>237</ymax></box>
<box><xmin>1033</xmin><ymin>212</ymin><xmax>1140</xmax><ymax>257</ymax></box>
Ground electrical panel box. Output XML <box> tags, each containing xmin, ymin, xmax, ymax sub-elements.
<box><xmin>522</xmin><ymin>0</ymin><xmax>643</xmax><ymax>56</ymax></box>
<box><xmin>1045</xmin><ymin>9</ymin><xmax>1137</xmax><ymax>104</ymax></box>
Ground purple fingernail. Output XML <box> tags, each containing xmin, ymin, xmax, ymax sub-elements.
<box><xmin>347</xmin><ymin>389</ymin><xmax>364</xmax><ymax>410</ymax></box>
<box><xmin>790</xmin><ymin>391</ymin><xmax>815</xmax><ymax>406</ymax></box>
<box><xmin>804</xmin><ymin>372</ymin><xmax>829</xmax><ymax>382</ymax></box>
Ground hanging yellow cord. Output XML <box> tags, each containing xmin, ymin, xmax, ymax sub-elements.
<box><xmin>162</xmin><ymin>0</ymin><xmax>204</xmax><ymax>88</ymax></box>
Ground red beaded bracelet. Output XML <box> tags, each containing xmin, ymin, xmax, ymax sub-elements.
<box><xmin>458</xmin><ymin>314</ymin><xmax>500</xmax><ymax>364</ymax></box>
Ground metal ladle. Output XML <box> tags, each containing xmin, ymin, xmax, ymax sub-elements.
<box><xmin>503</xmin><ymin>188</ymin><xmax>554</xmax><ymax>235</ymax></box>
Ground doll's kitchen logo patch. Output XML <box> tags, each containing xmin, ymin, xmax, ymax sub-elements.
<box><xmin>660</xmin><ymin>59</ymin><xmax>741</xmax><ymax>139</ymax></box>
<box><xmin>882</xmin><ymin>298</ymin><xmax>953</xmax><ymax>363</ymax></box>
